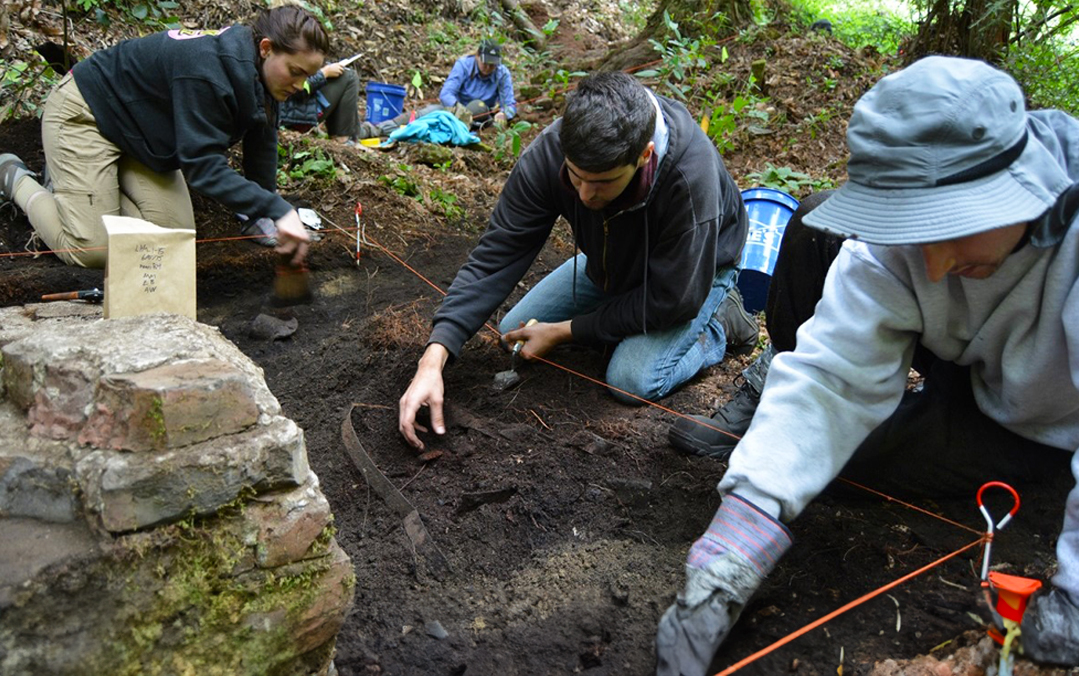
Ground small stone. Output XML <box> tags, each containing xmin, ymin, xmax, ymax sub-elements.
<box><xmin>425</xmin><ymin>620</ymin><xmax>449</xmax><ymax>640</ymax></box>
<box><xmin>249</xmin><ymin>313</ymin><xmax>299</xmax><ymax>341</ymax></box>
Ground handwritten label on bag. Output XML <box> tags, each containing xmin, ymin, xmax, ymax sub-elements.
<box><xmin>103</xmin><ymin>216</ymin><xmax>196</xmax><ymax>319</ymax></box>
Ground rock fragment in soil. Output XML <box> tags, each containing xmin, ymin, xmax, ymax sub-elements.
<box><xmin>249</xmin><ymin>312</ymin><xmax>299</xmax><ymax>340</ymax></box>
<box><xmin>425</xmin><ymin>620</ymin><xmax>449</xmax><ymax>640</ymax></box>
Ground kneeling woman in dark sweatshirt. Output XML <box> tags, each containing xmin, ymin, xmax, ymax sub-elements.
<box><xmin>0</xmin><ymin>5</ymin><xmax>327</xmax><ymax>268</ymax></box>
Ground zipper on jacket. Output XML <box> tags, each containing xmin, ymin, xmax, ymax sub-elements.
<box><xmin>602</xmin><ymin>218</ymin><xmax>610</xmax><ymax>291</ymax></box>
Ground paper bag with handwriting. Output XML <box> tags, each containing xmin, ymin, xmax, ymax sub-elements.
<box><xmin>103</xmin><ymin>215</ymin><xmax>196</xmax><ymax>319</ymax></box>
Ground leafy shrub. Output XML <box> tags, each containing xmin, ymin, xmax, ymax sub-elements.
<box><xmin>1007</xmin><ymin>41</ymin><xmax>1079</xmax><ymax>115</ymax></box>
<box><xmin>378</xmin><ymin>164</ymin><xmax>422</xmax><ymax>199</ymax></box>
<box><xmin>428</xmin><ymin>187</ymin><xmax>464</xmax><ymax>221</ymax></box>
<box><xmin>647</xmin><ymin>11</ymin><xmax>715</xmax><ymax>100</ymax></box>
<box><xmin>493</xmin><ymin>120</ymin><xmax>533</xmax><ymax>161</ymax></box>
<box><xmin>75</xmin><ymin>0</ymin><xmax>182</xmax><ymax>28</ymax></box>
<box><xmin>0</xmin><ymin>61</ymin><xmax>61</xmax><ymax>121</ymax></box>
<box><xmin>788</xmin><ymin>0</ymin><xmax>914</xmax><ymax>55</ymax></box>
<box><xmin>277</xmin><ymin>145</ymin><xmax>336</xmax><ymax>186</ymax></box>
<box><xmin>703</xmin><ymin>75</ymin><xmax>770</xmax><ymax>153</ymax></box>
<box><xmin>746</xmin><ymin>164</ymin><xmax>836</xmax><ymax>197</ymax></box>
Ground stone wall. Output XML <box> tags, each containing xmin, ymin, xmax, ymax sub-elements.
<box><xmin>0</xmin><ymin>304</ymin><xmax>355</xmax><ymax>676</ymax></box>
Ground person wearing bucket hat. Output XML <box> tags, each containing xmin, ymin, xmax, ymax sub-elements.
<box><xmin>438</xmin><ymin>39</ymin><xmax>517</xmax><ymax>127</ymax></box>
<box><xmin>657</xmin><ymin>56</ymin><xmax>1079</xmax><ymax>675</ymax></box>
<box><xmin>399</xmin><ymin>71</ymin><xmax>756</xmax><ymax>450</ymax></box>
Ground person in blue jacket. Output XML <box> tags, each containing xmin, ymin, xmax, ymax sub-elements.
<box><xmin>439</xmin><ymin>39</ymin><xmax>516</xmax><ymax>126</ymax></box>
<box><xmin>0</xmin><ymin>5</ymin><xmax>326</xmax><ymax>268</ymax></box>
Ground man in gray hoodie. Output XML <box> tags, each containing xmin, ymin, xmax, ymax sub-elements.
<box><xmin>399</xmin><ymin>72</ymin><xmax>753</xmax><ymax>449</ymax></box>
<box><xmin>658</xmin><ymin>56</ymin><xmax>1079</xmax><ymax>674</ymax></box>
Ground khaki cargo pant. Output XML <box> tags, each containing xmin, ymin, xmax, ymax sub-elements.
<box><xmin>29</xmin><ymin>72</ymin><xmax>195</xmax><ymax>268</ymax></box>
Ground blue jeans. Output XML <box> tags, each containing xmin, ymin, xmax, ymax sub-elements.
<box><xmin>499</xmin><ymin>254</ymin><xmax>740</xmax><ymax>404</ymax></box>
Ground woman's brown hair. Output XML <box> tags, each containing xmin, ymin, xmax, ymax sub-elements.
<box><xmin>250</xmin><ymin>5</ymin><xmax>329</xmax><ymax>55</ymax></box>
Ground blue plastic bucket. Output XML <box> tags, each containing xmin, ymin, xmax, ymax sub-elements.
<box><xmin>736</xmin><ymin>187</ymin><xmax>800</xmax><ymax>314</ymax></box>
<box><xmin>365</xmin><ymin>82</ymin><xmax>407</xmax><ymax>123</ymax></box>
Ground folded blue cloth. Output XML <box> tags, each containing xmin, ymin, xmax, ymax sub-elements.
<box><xmin>387</xmin><ymin>110</ymin><xmax>480</xmax><ymax>146</ymax></box>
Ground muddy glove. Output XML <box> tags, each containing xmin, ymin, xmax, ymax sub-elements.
<box><xmin>1020</xmin><ymin>588</ymin><xmax>1079</xmax><ymax>665</ymax></box>
<box><xmin>656</xmin><ymin>494</ymin><xmax>792</xmax><ymax>676</ymax></box>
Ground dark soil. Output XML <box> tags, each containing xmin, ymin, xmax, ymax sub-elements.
<box><xmin>2</xmin><ymin>4</ymin><xmax>1077</xmax><ymax>675</ymax></box>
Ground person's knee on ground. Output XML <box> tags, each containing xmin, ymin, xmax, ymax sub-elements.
<box><xmin>465</xmin><ymin>99</ymin><xmax>492</xmax><ymax>129</ymax></box>
<box><xmin>118</xmin><ymin>157</ymin><xmax>194</xmax><ymax>231</ymax></box>
<box><xmin>2</xmin><ymin>154</ymin><xmax>107</xmax><ymax>268</ymax></box>
<box><xmin>321</xmin><ymin>68</ymin><xmax>360</xmax><ymax>140</ymax></box>
<box><xmin>606</xmin><ymin>359</ymin><xmax>663</xmax><ymax>405</ymax></box>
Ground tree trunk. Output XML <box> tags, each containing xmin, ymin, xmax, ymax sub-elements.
<box><xmin>600</xmin><ymin>0</ymin><xmax>752</xmax><ymax>71</ymax></box>
<box><xmin>500</xmin><ymin>0</ymin><xmax>547</xmax><ymax>50</ymax></box>
<box><xmin>904</xmin><ymin>0</ymin><xmax>1014</xmax><ymax>65</ymax></box>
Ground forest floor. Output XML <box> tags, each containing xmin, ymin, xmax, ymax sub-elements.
<box><xmin>2</xmin><ymin>0</ymin><xmax>1078</xmax><ymax>674</ymax></box>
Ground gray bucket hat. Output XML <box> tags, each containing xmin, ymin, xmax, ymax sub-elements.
<box><xmin>803</xmin><ymin>56</ymin><xmax>1072</xmax><ymax>245</ymax></box>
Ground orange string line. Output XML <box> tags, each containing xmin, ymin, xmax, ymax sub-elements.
<box><xmin>0</xmin><ymin>231</ymin><xmax>311</xmax><ymax>259</ymax></box>
<box><xmin>837</xmin><ymin>477</ymin><xmax>983</xmax><ymax>535</ymax></box>
<box><xmin>358</xmin><ymin>229</ymin><xmax>746</xmax><ymax>445</ymax></box>
<box><xmin>712</xmin><ymin>535</ymin><xmax>989</xmax><ymax>676</ymax></box>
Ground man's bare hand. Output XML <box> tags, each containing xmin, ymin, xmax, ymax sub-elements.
<box><xmin>502</xmin><ymin>320</ymin><xmax>572</xmax><ymax>361</ymax></box>
<box><xmin>322</xmin><ymin>62</ymin><xmax>345</xmax><ymax>79</ymax></box>
<box><xmin>398</xmin><ymin>344</ymin><xmax>450</xmax><ymax>450</ymax></box>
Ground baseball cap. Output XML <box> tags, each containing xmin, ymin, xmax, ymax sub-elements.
<box><xmin>478</xmin><ymin>39</ymin><xmax>502</xmax><ymax>65</ymax></box>
<box><xmin>802</xmin><ymin>56</ymin><xmax>1072</xmax><ymax>245</ymax></box>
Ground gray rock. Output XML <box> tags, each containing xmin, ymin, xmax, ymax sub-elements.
<box><xmin>425</xmin><ymin>619</ymin><xmax>449</xmax><ymax>640</ymax></box>
<box><xmin>0</xmin><ymin>403</ymin><xmax>78</xmax><ymax>523</ymax></box>
<box><xmin>0</xmin><ymin>310</ymin><xmax>353</xmax><ymax>676</ymax></box>
<box><xmin>77</xmin><ymin>416</ymin><xmax>309</xmax><ymax>533</ymax></box>
<box><xmin>249</xmin><ymin>313</ymin><xmax>299</xmax><ymax>341</ymax></box>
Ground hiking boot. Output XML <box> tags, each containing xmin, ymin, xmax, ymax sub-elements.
<box><xmin>718</xmin><ymin>286</ymin><xmax>759</xmax><ymax>356</ymax></box>
<box><xmin>668</xmin><ymin>344</ymin><xmax>775</xmax><ymax>458</ymax></box>
<box><xmin>0</xmin><ymin>153</ymin><xmax>32</xmax><ymax>202</ymax></box>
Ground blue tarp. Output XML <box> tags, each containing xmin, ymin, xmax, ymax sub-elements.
<box><xmin>387</xmin><ymin>110</ymin><xmax>480</xmax><ymax>146</ymax></box>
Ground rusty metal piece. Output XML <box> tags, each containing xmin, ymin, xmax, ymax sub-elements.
<box><xmin>340</xmin><ymin>404</ymin><xmax>450</xmax><ymax>580</ymax></box>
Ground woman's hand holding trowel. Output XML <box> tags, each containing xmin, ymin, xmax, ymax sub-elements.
<box><xmin>274</xmin><ymin>209</ymin><xmax>311</xmax><ymax>267</ymax></box>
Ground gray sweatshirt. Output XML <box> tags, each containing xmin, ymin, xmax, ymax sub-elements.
<box><xmin>721</xmin><ymin>109</ymin><xmax>1079</xmax><ymax>601</ymax></box>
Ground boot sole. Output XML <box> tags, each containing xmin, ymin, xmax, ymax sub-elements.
<box><xmin>667</xmin><ymin>424</ymin><xmax>738</xmax><ymax>460</ymax></box>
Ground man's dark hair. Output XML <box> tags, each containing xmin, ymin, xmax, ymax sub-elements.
<box><xmin>560</xmin><ymin>71</ymin><xmax>656</xmax><ymax>173</ymax></box>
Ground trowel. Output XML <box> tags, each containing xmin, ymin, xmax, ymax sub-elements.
<box><xmin>493</xmin><ymin>318</ymin><xmax>537</xmax><ymax>391</ymax></box>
